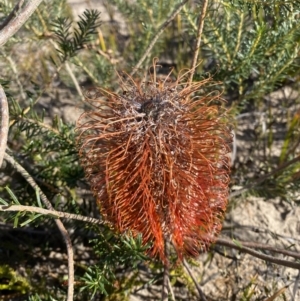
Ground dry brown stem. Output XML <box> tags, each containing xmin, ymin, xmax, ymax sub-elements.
<box><xmin>216</xmin><ymin>237</ymin><xmax>300</xmax><ymax>269</ymax></box>
<box><xmin>183</xmin><ymin>259</ymin><xmax>207</xmax><ymax>301</ymax></box>
<box><xmin>217</xmin><ymin>238</ymin><xmax>300</xmax><ymax>260</ymax></box>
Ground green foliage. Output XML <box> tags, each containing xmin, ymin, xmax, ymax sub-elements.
<box><xmin>183</xmin><ymin>0</ymin><xmax>300</xmax><ymax>108</ymax></box>
<box><xmin>78</xmin><ymin>232</ymin><xmax>148</xmax><ymax>298</ymax></box>
<box><xmin>80</xmin><ymin>265</ymin><xmax>111</xmax><ymax>297</ymax></box>
<box><xmin>0</xmin><ymin>186</ymin><xmax>52</xmax><ymax>228</ymax></box>
<box><xmin>240</xmin><ymin>275</ymin><xmax>258</xmax><ymax>301</ymax></box>
<box><xmin>92</xmin><ymin>232</ymin><xmax>149</xmax><ymax>268</ymax></box>
<box><xmin>0</xmin><ymin>265</ymin><xmax>31</xmax><ymax>295</ymax></box>
<box><xmin>51</xmin><ymin>9</ymin><xmax>102</xmax><ymax>61</ymax></box>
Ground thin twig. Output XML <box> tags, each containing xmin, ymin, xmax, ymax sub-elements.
<box><xmin>9</xmin><ymin>64</ymin><xmax>64</xmax><ymax>127</ymax></box>
<box><xmin>64</xmin><ymin>61</ymin><xmax>85</xmax><ymax>102</ymax></box>
<box><xmin>264</xmin><ymin>286</ymin><xmax>288</xmax><ymax>301</ymax></box>
<box><xmin>130</xmin><ymin>0</ymin><xmax>189</xmax><ymax>77</ymax></box>
<box><xmin>183</xmin><ymin>259</ymin><xmax>207</xmax><ymax>301</ymax></box>
<box><xmin>162</xmin><ymin>237</ymin><xmax>170</xmax><ymax>301</ymax></box>
<box><xmin>74</xmin><ymin>56</ymin><xmax>102</xmax><ymax>85</ymax></box>
<box><xmin>49</xmin><ymin>39</ymin><xmax>85</xmax><ymax>102</ymax></box>
<box><xmin>292</xmin><ymin>270</ymin><xmax>300</xmax><ymax>301</ymax></box>
<box><xmin>217</xmin><ymin>238</ymin><xmax>300</xmax><ymax>260</ymax></box>
<box><xmin>0</xmin><ymin>85</ymin><xmax>9</xmax><ymax>168</ymax></box>
<box><xmin>0</xmin><ymin>0</ymin><xmax>25</xmax><ymax>30</ymax></box>
<box><xmin>223</xmin><ymin>224</ymin><xmax>300</xmax><ymax>243</ymax></box>
<box><xmin>0</xmin><ymin>0</ymin><xmax>44</xmax><ymax>47</ymax></box>
<box><xmin>168</xmin><ymin>277</ymin><xmax>176</xmax><ymax>301</ymax></box>
<box><xmin>188</xmin><ymin>0</ymin><xmax>209</xmax><ymax>85</ymax></box>
<box><xmin>5</xmin><ymin>203</ymin><xmax>300</xmax><ymax>270</ymax></box>
<box><xmin>216</xmin><ymin>237</ymin><xmax>300</xmax><ymax>269</ymax></box>
<box><xmin>1</xmin><ymin>52</ymin><xmax>26</xmax><ymax>100</ymax></box>
<box><xmin>0</xmin><ymin>204</ymin><xmax>103</xmax><ymax>225</ymax></box>
<box><xmin>3</xmin><ymin>152</ymin><xmax>74</xmax><ymax>301</ymax></box>
<box><xmin>229</xmin><ymin>154</ymin><xmax>300</xmax><ymax>198</ymax></box>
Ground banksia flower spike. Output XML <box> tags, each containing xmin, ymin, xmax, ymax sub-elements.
<box><xmin>76</xmin><ymin>60</ymin><xmax>231</xmax><ymax>261</ymax></box>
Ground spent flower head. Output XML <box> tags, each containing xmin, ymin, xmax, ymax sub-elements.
<box><xmin>76</xmin><ymin>60</ymin><xmax>232</xmax><ymax>261</ymax></box>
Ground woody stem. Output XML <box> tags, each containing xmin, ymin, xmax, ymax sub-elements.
<box><xmin>162</xmin><ymin>236</ymin><xmax>170</xmax><ymax>301</ymax></box>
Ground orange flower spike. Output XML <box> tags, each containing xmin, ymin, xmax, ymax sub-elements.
<box><xmin>76</xmin><ymin>61</ymin><xmax>232</xmax><ymax>261</ymax></box>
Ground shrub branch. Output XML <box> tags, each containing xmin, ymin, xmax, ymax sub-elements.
<box><xmin>0</xmin><ymin>204</ymin><xmax>103</xmax><ymax>225</ymax></box>
<box><xmin>0</xmin><ymin>85</ymin><xmax>9</xmax><ymax>168</ymax></box>
<box><xmin>216</xmin><ymin>237</ymin><xmax>300</xmax><ymax>269</ymax></box>
<box><xmin>183</xmin><ymin>259</ymin><xmax>207</xmax><ymax>301</ymax></box>
<box><xmin>0</xmin><ymin>0</ymin><xmax>25</xmax><ymax>30</ymax></box>
<box><xmin>130</xmin><ymin>0</ymin><xmax>189</xmax><ymax>76</ymax></box>
<box><xmin>217</xmin><ymin>238</ymin><xmax>300</xmax><ymax>260</ymax></box>
<box><xmin>3</xmin><ymin>151</ymin><xmax>74</xmax><ymax>301</ymax></box>
<box><xmin>162</xmin><ymin>237</ymin><xmax>170</xmax><ymax>301</ymax></box>
<box><xmin>0</xmin><ymin>0</ymin><xmax>44</xmax><ymax>47</ymax></box>
<box><xmin>188</xmin><ymin>0</ymin><xmax>209</xmax><ymax>85</ymax></box>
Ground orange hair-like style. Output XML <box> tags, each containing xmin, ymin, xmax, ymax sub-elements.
<box><xmin>76</xmin><ymin>63</ymin><xmax>231</xmax><ymax>261</ymax></box>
